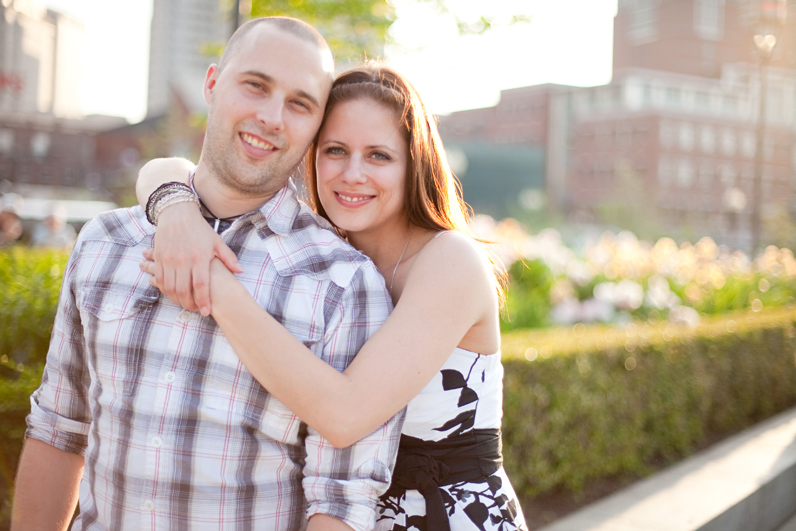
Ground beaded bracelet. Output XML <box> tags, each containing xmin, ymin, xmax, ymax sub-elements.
<box><xmin>145</xmin><ymin>181</ymin><xmax>199</xmax><ymax>225</ymax></box>
<box><xmin>152</xmin><ymin>190</ymin><xmax>199</xmax><ymax>225</ymax></box>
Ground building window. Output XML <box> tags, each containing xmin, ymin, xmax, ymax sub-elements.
<box><xmin>679</xmin><ymin>123</ymin><xmax>695</xmax><ymax>152</ymax></box>
<box><xmin>700</xmin><ymin>125</ymin><xmax>716</xmax><ymax>154</ymax></box>
<box><xmin>766</xmin><ymin>87</ymin><xmax>782</xmax><ymax>122</ymax></box>
<box><xmin>677</xmin><ymin>159</ymin><xmax>696</xmax><ymax>188</ymax></box>
<box><xmin>718</xmin><ymin>164</ymin><xmax>735</xmax><ymax>187</ymax></box>
<box><xmin>666</xmin><ymin>87</ymin><xmax>681</xmax><ymax>107</ymax></box>
<box><xmin>0</xmin><ymin>129</ymin><xmax>13</xmax><ymax>155</ymax></box>
<box><xmin>695</xmin><ymin>91</ymin><xmax>710</xmax><ymax>110</ymax></box>
<box><xmin>741</xmin><ymin>131</ymin><xmax>756</xmax><ymax>159</ymax></box>
<box><xmin>627</xmin><ymin>0</ymin><xmax>660</xmax><ymax>43</ymax></box>
<box><xmin>694</xmin><ymin>0</ymin><xmax>725</xmax><ymax>41</ymax></box>
<box><xmin>660</xmin><ymin>120</ymin><xmax>677</xmax><ymax>149</ymax></box>
<box><xmin>642</xmin><ymin>84</ymin><xmax>654</xmax><ymax>106</ymax></box>
<box><xmin>658</xmin><ymin>157</ymin><xmax>674</xmax><ymax>185</ymax></box>
<box><xmin>698</xmin><ymin>161</ymin><xmax>714</xmax><ymax>188</ymax></box>
<box><xmin>720</xmin><ymin>129</ymin><xmax>736</xmax><ymax>156</ymax></box>
<box><xmin>723</xmin><ymin>96</ymin><xmax>738</xmax><ymax>116</ymax></box>
<box><xmin>764</xmin><ymin>139</ymin><xmax>775</xmax><ymax>161</ymax></box>
<box><xmin>30</xmin><ymin>132</ymin><xmax>51</xmax><ymax>159</ymax></box>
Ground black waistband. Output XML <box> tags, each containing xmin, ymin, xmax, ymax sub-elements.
<box><xmin>382</xmin><ymin>428</ymin><xmax>503</xmax><ymax>531</ymax></box>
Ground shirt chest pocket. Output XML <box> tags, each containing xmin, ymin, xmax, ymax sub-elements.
<box><xmin>78</xmin><ymin>285</ymin><xmax>161</xmax><ymax>396</ymax></box>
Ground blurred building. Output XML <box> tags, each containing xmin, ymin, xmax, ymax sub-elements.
<box><xmin>439</xmin><ymin>0</ymin><xmax>796</xmax><ymax>249</ymax></box>
<box><xmin>0</xmin><ymin>0</ymin><xmax>84</xmax><ymax>118</ymax></box>
<box><xmin>0</xmin><ymin>0</ymin><xmax>131</xmax><ymax>230</ymax></box>
<box><xmin>147</xmin><ymin>0</ymin><xmax>230</xmax><ymax>118</ymax></box>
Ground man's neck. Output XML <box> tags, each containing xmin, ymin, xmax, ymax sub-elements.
<box><xmin>192</xmin><ymin>163</ymin><xmax>279</xmax><ymax>219</ymax></box>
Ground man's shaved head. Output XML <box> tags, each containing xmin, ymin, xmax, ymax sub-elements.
<box><xmin>218</xmin><ymin>17</ymin><xmax>334</xmax><ymax>80</ymax></box>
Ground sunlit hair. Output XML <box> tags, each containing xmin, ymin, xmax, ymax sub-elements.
<box><xmin>304</xmin><ymin>61</ymin><xmax>506</xmax><ymax>300</ymax></box>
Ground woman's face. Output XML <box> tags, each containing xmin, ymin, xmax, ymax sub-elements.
<box><xmin>315</xmin><ymin>97</ymin><xmax>409</xmax><ymax>237</ymax></box>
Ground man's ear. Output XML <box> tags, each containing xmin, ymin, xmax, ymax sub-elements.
<box><xmin>204</xmin><ymin>64</ymin><xmax>220</xmax><ymax>104</ymax></box>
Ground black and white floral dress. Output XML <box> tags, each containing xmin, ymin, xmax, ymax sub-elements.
<box><xmin>376</xmin><ymin>348</ymin><xmax>527</xmax><ymax>531</ymax></box>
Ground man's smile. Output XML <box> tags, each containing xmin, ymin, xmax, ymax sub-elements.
<box><xmin>240</xmin><ymin>132</ymin><xmax>277</xmax><ymax>152</ymax></box>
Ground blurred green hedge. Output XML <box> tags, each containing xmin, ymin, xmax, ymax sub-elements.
<box><xmin>0</xmin><ymin>247</ymin><xmax>69</xmax><ymax>367</ymax></box>
<box><xmin>3</xmin><ymin>246</ymin><xmax>796</xmax><ymax>525</ymax></box>
<box><xmin>501</xmin><ymin>258</ymin><xmax>554</xmax><ymax>331</ymax></box>
<box><xmin>0</xmin><ymin>247</ymin><xmax>69</xmax><ymax>523</ymax></box>
<box><xmin>501</xmin><ymin>307</ymin><xmax>796</xmax><ymax>497</ymax></box>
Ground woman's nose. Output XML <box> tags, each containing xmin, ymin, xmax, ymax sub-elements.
<box><xmin>340</xmin><ymin>155</ymin><xmax>367</xmax><ymax>184</ymax></box>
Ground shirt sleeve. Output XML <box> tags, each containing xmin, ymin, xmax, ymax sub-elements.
<box><xmin>25</xmin><ymin>238</ymin><xmax>92</xmax><ymax>455</ymax></box>
<box><xmin>303</xmin><ymin>261</ymin><xmax>405</xmax><ymax>531</ymax></box>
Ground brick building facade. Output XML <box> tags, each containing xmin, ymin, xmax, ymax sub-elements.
<box><xmin>439</xmin><ymin>0</ymin><xmax>796</xmax><ymax>249</ymax></box>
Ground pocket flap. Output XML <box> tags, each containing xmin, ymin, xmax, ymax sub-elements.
<box><xmin>79</xmin><ymin>286</ymin><xmax>160</xmax><ymax>321</ymax></box>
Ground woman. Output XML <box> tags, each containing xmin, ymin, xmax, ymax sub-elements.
<box><xmin>138</xmin><ymin>62</ymin><xmax>526</xmax><ymax>531</ymax></box>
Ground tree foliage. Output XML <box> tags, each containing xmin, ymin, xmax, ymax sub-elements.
<box><xmin>245</xmin><ymin>0</ymin><xmax>532</xmax><ymax>63</ymax></box>
<box><xmin>250</xmin><ymin>0</ymin><xmax>395</xmax><ymax>61</ymax></box>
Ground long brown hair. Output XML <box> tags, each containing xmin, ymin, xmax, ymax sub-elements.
<box><xmin>303</xmin><ymin>61</ymin><xmax>506</xmax><ymax>299</ymax></box>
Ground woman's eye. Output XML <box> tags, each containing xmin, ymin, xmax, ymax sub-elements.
<box><xmin>372</xmin><ymin>152</ymin><xmax>391</xmax><ymax>161</ymax></box>
<box><xmin>324</xmin><ymin>146</ymin><xmax>345</xmax><ymax>155</ymax></box>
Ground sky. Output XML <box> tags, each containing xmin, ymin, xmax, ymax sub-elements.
<box><xmin>39</xmin><ymin>0</ymin><xmax>618</xmax><ymax>123</ymax></box>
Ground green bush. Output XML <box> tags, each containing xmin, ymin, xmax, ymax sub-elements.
<box><xmin>0</xmin><ymin>247</ymin><xmax>68</xmax><ymax>525</ymax></box>
<box><xmin>0</xmin><ymin>364</ymin><xmax>44</xmax><ymax>524</ymax></box>
<box><xmin>501</xmin><ymin>259</ymin><xmax>553</xmax><ymax>331</ymax></box>
<box><xmin>3</xmin><ymin>246</ymin><xmax>796</xmax><ymax>525</ymax></box>
<box><xmin>501</xmin><ymin>307</ymin><xmax>796</xmax><ymax>496</ymax></box>
<box><xmin>0</xmin><ymin>247</ymin><xmax>69</xmax><ymax>367</ymax></box>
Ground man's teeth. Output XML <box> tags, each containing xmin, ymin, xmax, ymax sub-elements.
<box><xmin>242</xmin><ymin>133</ymin><xmax>275</xmax><ymax>150</ymax></box>
<box><xmin>339</xmin><ymin>194</ymin><xmax>369</xmax><ymax>203</ymax></box>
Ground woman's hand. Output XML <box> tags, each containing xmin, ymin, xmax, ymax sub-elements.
<box><xmin>141</xmin><ymin>202</ymin><xmax>242</xmax><ymax>315</ymax></box>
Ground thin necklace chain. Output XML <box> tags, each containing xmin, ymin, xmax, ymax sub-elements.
<box><xmin>390</xmin><ymin>226</ymin><xmax>415</xmax><ymax>295</ymax></box>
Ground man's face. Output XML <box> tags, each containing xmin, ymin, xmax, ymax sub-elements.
<box><xmin>202</xmin><ymin>25</ymin><xmax>332</xmax><ymax>198</ymax></box>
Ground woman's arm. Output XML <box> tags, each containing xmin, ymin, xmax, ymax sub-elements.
<box><xmin>137</xmin><ymin>158</ymin><xmax>240</xmax><ymax>315</ymax></box>
<box><xmin>188</xmin><ymin>232</ymin><xmax>497</xmax><ymax>447</ymax></box>
<box><xmin>135</xmin><ymin>157</ymin><xmax>195</xmax><ymax>206</ymax></box>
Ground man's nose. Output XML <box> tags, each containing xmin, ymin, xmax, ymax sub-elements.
<box><xmin>255</xmin><ymin>97</ymin><xmax>285</xmax><ymax>132</ymax></box>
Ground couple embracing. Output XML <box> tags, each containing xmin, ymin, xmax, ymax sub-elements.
<box><xmin>13</xmin><ymin>16</ymin><xmax>527</xmax><ymax>531</ymax></box>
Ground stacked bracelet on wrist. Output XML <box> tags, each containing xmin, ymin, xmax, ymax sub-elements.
<box><xmin>145</xmin><ymin>181</ymin><xmax>200</xmax><ymax>226</ymax></box>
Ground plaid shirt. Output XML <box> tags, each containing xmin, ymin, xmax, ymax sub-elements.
<box><xmin>27</xmin><ymin>181</ymin><xmax>402</xmax><ymax>530</ymax></box>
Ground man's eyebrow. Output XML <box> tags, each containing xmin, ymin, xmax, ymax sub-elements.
<box><xmin>241</xmin><ymin>70</ymin><xmax>321</xmax><ymax>109</ymax></box>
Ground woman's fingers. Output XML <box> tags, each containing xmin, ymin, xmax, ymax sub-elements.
<box><xmin>192</xmin><ymin>262</ymin><xmax>212</xmax><ymax>316</ymax></box>
<box><xmin>215</xmin><ymin>239</ymin><xmax>243</xmax><ymax>273</ymax></box>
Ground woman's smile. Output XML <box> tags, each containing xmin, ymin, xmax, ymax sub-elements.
<box><xmin>335</xmin><ymin>191</ymin><xmax>376</xmax><ymax>206</ymax></box>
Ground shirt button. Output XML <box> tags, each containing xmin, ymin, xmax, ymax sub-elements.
<box><xmin>164</xmin><ymin>372</ymin><xmax>176</xmax><ymax>383</ymax></box>
<box><xmin>151</xmin><ymin>436</ymin><xmax>163</xmax><ymax>448</ymax></box>
<box><xmin>103</xmin><ymin>303</ymin><xmax>115</xmax><ymax>313</ymax></box>
<box><xmin>143</xmin><ymin>499</ymin><xmax>155</xmax><ymax>511</ymax></box>
<box><xmin>177</xmin><ymin>311</ymin><xmax>192</xmax><ymax>323</ymax></box>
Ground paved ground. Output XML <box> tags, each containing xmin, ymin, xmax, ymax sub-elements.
<box><xmin>776</xmin><ymin>513</ymin><xmax>796</xmax><ymax>531</ymax></box>
<box><xmin>539</xmin><ymin>407</ymin><xmax>796</xmax><ymax>531</ymax></box>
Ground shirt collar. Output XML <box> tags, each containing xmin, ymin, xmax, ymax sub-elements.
<box><xmin>189</xmin><ymin>169</ymin><xmax>301</xmax><ymax>237</ymax></box>
<box><xmin>250</xmin><ymin>179</ymin><xmax>301</xmax><ymax>236</ymax></box>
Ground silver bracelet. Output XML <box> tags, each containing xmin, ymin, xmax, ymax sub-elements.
<box><xmin>151</xmin><ymin>189</ymin><xmax>199</xmax><ymax>225</ymax></box>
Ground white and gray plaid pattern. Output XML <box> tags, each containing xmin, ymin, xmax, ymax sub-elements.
<box><xmin>27</xmin><ymin>181</ymin><xmax>402</xmax><ymax>530</ymax></box>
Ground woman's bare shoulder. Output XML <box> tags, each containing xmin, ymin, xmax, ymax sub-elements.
<box><xmin>411</xmin><ymin>230</ymin><xmax>496</xmax><ymax>287</ymax></box>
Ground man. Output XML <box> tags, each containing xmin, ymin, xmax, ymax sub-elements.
<box><xmin>12</xmin><ymin>17</ymin><xmax>400</xmax><ymax>530</ymax></box>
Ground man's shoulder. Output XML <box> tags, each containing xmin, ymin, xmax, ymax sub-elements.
<box><xmin>267</xmin><ymin>203</ymin><xmax>383</xmax><ymax>291</ymax></box>
<box><xmin>77</xmin><ymin>206</ymin><xmax>153</xmax><ymax>247</ymax></box>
